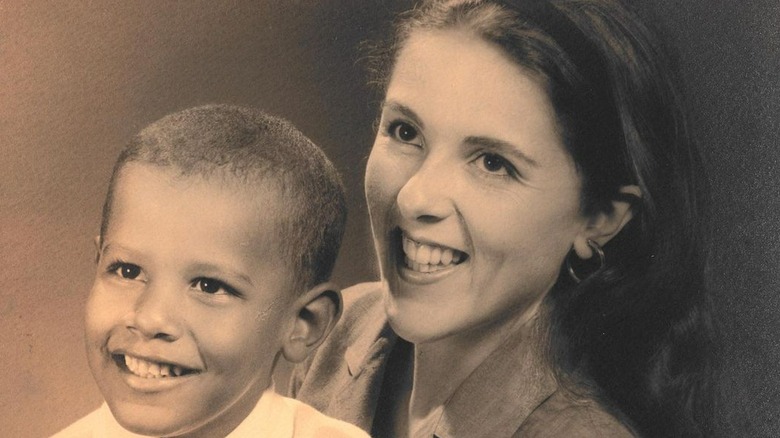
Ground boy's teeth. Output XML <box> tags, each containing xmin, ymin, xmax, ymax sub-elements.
<box><xmin>126</xmin><ymin>356</ymin><xmax>135</xmax><ymax>371</ymax></box>
<box><xmin>402</xmin><ymin>235</ymin><xmax>466</xmax><ymax>273</ymax></box>
<box><xmin>123</xmin><ymin>354</ymin><xmax>188</xmax><ymax>379</ymax></box>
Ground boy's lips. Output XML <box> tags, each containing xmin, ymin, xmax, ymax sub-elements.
<box><xmin>109</xmin><ymin>351</ymin><xmax>203</xmax><ymax>393</ymax></box>
<box><xmin>111</xmin><ymin>351</ymin><xmax>201</xmax><ymax>379</ymax></box>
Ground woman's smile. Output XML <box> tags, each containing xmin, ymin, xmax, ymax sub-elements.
<box><xmin>395</xmin><ymin>229</ymin><xmax>469</xmax><ymax>283</ymax></box>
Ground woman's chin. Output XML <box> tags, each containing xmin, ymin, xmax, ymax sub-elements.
<box><xmin>381</xmin><ymin>289</ymin><xmax>458</xmax><ymax>345</ymax></box>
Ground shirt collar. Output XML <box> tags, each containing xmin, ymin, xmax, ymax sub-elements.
<box><xmin>99</xmin><ymin>389</ymin><xmax>289</xmax><ymax>437</ymax></box>
<box><xmin>343</xmin><ymin>289</ymin><xmax>397</xmax><ymax>378</ymax></box>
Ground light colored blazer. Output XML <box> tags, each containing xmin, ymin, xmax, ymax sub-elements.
<box><xmin>290</xmin><ymin>282</ymin><xmax>633</xmax><ymax>438</ymax></box>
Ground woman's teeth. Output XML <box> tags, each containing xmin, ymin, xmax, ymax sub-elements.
<box><xmin>402</xmin><ymin>235</ymin><xmax>465</xmax><ymax>273</ymax></box>
<box><xmin>124</xmin><ymin>354</ymin><xmax>189</xmax><ymax>378</ymax></box>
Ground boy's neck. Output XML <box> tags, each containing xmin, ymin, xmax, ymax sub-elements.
<box><xmin>167</xmin><ymin>377</ymin><xmax>271</xmax><ymax>438</ymax></box>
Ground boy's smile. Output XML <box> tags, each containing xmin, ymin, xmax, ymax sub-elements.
<box><xmin>85</xmin><ymin>163</ymin><xmax>297</xmax><ymax>437</ymax></box>
<box><xmin>108</xmin><ymin>346</ymin><xmax>202</xmax><ymax>393</ymax></box>
<box><xmin>116</xmin><ymin>352</ymin><xmax>199</xmax><ymax>379</ymax></box>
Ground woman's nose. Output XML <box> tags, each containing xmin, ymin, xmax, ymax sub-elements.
<box><xmin>396</xmin><ymin>157</ymin><xmax>455</xmax><ymax>223</ymax></box>
<box><xmin>129</xmin><ymin>283</ymin><xmax>182</xmax><ymax>341</ymax></box>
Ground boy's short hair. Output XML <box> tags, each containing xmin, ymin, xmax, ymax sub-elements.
<box><xmin>100</xmin><ymin>104</ymin><xmax>347</xmax><ymax>290</ymax></box>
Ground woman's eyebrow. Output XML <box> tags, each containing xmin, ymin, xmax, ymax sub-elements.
<box><xmin>464</xmin><ymin>135</ymin><xmax>540</xmax><ymax>168</ymax></box>
<box><xmin>382</xmin><ymin>101</ymin><xmax>425</xmax><ymax>130</ymax></box>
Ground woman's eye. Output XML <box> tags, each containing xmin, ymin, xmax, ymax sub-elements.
<box><xmin>475</xmin><ymin>153</ymin><xmax>518</xmax><ymax>178</ymax></box>
<box><xmin>110</xmin><ymin>263</ymin><xmax>143</xmax><ymax>280</ymax></box>
<box><xmin>192</xmin><ymin>278</ymin><xmax>233</xmax><ymax>296</ymax></box>
<box><xmin>388</xmin><ymin>121</ymin><xmax>421</xmax><ymax>145</ymax></box>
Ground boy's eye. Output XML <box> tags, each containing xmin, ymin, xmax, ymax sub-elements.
<box><xmin>388</xmin><ymin>120</ymin><xmax>421</xmax><ymax>145</ymax></box>
<box><xmin>191</xmin><ymin>278</ymin><xmax>234</xmax><ymax>296</ymax></box>
<box><xmin>110</xmin><ymin>263</ymin><xmax>143</xmax><ymax>280</ymax></box>
<box><xmin>474</xmin><ymin>153</ymin><xmax>518</xmax><ymax>178</ymax></box>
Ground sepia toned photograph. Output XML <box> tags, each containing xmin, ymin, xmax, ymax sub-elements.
<box><xmin>1</xmin><ymin>1</ymin><xmax>778</xmax><ymax>436</ymax></box>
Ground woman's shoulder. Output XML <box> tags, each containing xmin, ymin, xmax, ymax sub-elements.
<box><xmin>340</xmin><ymin>281</ymin><xmax>384</xmax><ymax>312</ymax></box>
<box><xmin>290</xmin><ymin>281</ymin><xmax>386</xmax><ymax>376</ymax></box>
<box><xmin>288</xmin><ymin>281</ymin><xmax>390</xmax><ymax>429</ymax></box>
<box><xmin>335</xmin><ymin>281</ymin><xmax>386</xmax><ymax>340</ymax></box>
<box><xmin>516</xmin><ymin>390</ymin><xmax>635</xmax><ymax>438</ymax></box>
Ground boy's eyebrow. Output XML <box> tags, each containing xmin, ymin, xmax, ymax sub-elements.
<box><xmin>100</xmin><ymin>244</ymin><xmax>255</xmax><ymax>287</ymax></box>
<box><xmin>190</xmin><ymin>262</ymin><xmax>255</xmax><ymax>287</ymax></box>
<box><xmin>464</xmin><ymin>135</ymin><xmax>540</xmax><ymax>168</ymax></box>
<box><xmin>382</xmin><ymin>101</ymin><xmax>425</xmax><ymax>130</ymax></box>
<box><xmin>101</xmin><ymin>242</ymin><xmax>135</xmax><ymax>256</ymax></box>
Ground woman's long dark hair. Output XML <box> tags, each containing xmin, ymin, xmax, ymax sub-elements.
<box><xmin>369</xmin><ymin>0</ymin><xmax>716</xmax><ymax>436</ymax></box>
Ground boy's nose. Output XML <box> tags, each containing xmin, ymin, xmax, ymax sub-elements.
<box><xmin>129</xmin><ymin>283</ymin><xmax>182</xmax><ymax>341</ymax></box>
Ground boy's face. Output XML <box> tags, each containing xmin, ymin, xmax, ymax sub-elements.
<box><xmin>86</xmin><ymin>163</ymin><xmax>296</xmax><ymax>437</ymax></box>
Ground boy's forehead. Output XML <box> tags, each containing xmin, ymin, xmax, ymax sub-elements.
<box><xmin>108</xmin><ymin>163</ymin><xmax>287</xmax><ymax>242</ymax></box>
<box><xmin>115</xmin><ymin>162</ymin><xmax>285</xmax><ymax>206</ymax></box>
<box><xmin>104</xmin><ymin>162</ymin><xmax>302</xmax><ymax>286</ymax></box>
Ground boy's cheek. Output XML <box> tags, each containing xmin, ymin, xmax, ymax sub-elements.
<box><xmin>84</xmin><ymin>283</ymin><xmax>124</xmax><ymax>337</ymax></box>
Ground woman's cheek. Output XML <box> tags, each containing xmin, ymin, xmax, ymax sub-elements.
<box><xmin>365</xmin><ymin>148</ymin><xmax>405</xmax><ymax>215</ymax></box>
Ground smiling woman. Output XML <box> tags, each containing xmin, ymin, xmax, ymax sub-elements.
<box><xmin>291</xmin><ymin>1</ymin><xmax>716</xmax><ymax>437</ymax></box>
<box><xmin>366</xmin><ymin>29</ymin><xmax>595</xmax><ymax>345</ymax></box>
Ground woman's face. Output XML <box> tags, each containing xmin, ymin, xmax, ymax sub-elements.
<box><xmin>365</xmin><ymin>29</ymin><xmax>590</xmax><ymax>344</ymax></box>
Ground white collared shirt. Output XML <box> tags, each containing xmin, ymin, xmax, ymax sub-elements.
<box><xmin>52</xmin><ymin>389</ymin><xmax>369</xmax><ymax>438</ymax></box>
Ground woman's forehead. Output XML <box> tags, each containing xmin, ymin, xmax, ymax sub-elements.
<box><xmin>386</xmin><ymin>29</ymin><xmax>566</xmax><ymax>162</ymax></box>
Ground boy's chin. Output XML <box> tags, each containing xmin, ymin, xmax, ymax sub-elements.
<box><xmin>109</xmin><ymin>401</ymin><xmax>201</xmax><ymax>437</ymax></box>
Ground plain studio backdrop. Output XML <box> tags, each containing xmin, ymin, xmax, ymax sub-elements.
<box><xmin>1</xmin><ymin>1</ymin><xmax>777</xmax><ymax>436</ymax></box>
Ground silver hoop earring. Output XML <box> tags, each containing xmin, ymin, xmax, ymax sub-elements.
<box><xmin>566</xmin><ymin>239</ymin><xmax>605</xmax><ymax>284</ymax></box>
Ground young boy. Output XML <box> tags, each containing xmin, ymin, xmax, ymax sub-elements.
<box><xmin>54</xmin><ymin>105</ymin><xmax>368</xmax><ymax>437</ymax></box>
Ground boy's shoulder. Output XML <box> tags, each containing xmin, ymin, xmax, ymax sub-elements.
<box><xmin>50</xmin><ymin>408</ymin><xmax>102</xmax><ymax>438</ymax></box>
<box><xmin>50</xmin><ymin>403</ymin><xmax>146</xmax><ymax>438</ymax></box>
<box><xmin>52</xmin><ymin>394</ymin><xmax>370</xmax><ymax>438</ymax></box>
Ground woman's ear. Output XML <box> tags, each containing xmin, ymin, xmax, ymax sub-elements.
<box><xmin>281</xmin><ymin>282</ymin><xmax>342</xmax><ymax>364</ymax></box>
<box><xmin>573</xmin><ymin>185</ymin><xmax>641</xmax><ymax>259</ymax></box>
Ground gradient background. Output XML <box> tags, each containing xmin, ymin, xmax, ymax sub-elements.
<box><xmin>1</xmin><ymin>1</ymin><xmax>777</xmax><ymax>436</ymax></box>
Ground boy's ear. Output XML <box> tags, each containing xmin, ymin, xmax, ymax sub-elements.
<box><xmin>281</xmin><ymin>282</ymin><xmax>342</xmax><ymax>364</ymax></box>
<box><xmin>573</xmin><ymin>185</ymin><xmax>641</xmax><ymax>259</ymax></box>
